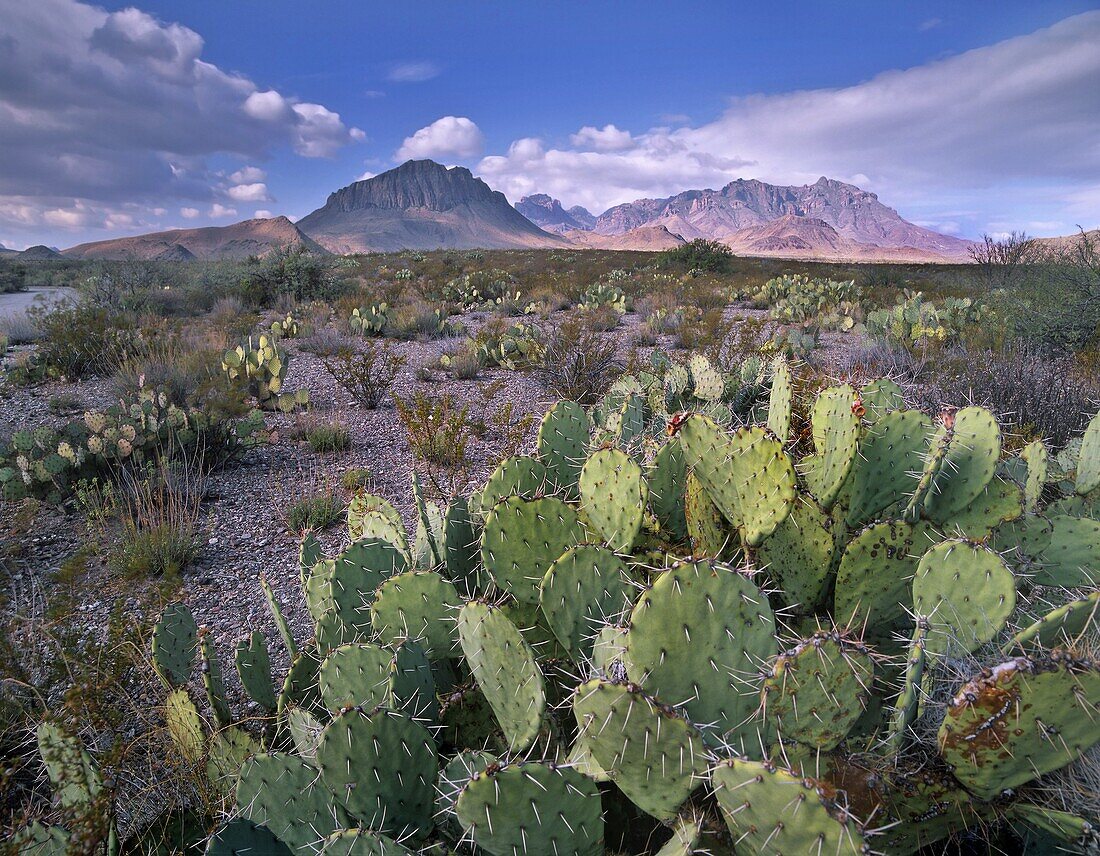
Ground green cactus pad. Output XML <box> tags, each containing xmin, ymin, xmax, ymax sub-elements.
<box><xmin>625</xmin><ymin>560</ymin><xmax>776</xmax><ymax>745</ymax></box>
<box><xmin>615</xmin><ymin>392</ymin><xmax>649</xmax><ymax>448</ymax></box>
<box><xmin>481</xmin><ymin>454</ymin><xmax>552</xmax><ymax>513</ymax></box>
<box><xmin>206</xmin><ymin>819</ymin><xmax>292</xmax><ymax>856</ymax></box>
<box><xmin>810</xmin><ymin>384</ymin><xmax>863</xmax><ymax>509</ymax></box>
<box><xmin>299</xmin><ymin>531</ymin><xmax>323</xmax><ymax>587</ymax></box>
<box><xmin>316</xmin><ymin>706</ymin><xmax>437</xmax><ymax>839</ymax></box>
<box><xmin>287</xmin><ymin>705</ymin><xmax>324</xmax><ymax>762</ymax></box>
<box><xmin>369</xmin><ymin>570</ymin><xmax>461</xmax><ymax>658</ymax></box>
<box><xmin>916</xmin><ymin>406</ymin><xmax>1001</xmax><ymax>522</ymax></box>
<box><xmin>1034</xmin><ymin>515</ymin><xmax>1100</xmax><ymax>586</ymax></box>
<box><xmin>278</xmin><ymin>648</ymin><xmax>322</xmax><ymax>716</ymax></box>
<box><xmin>261</xmin><ymin>574</ymin><xmax>297</xmax><ymax>657</ymax></box>
<box><xmin>888</xmin><ymin>623</ymin><xmax>927</xmax><ymax>753</ymax></box>
<box><xmin>678</xmin><ymin>415</ymin><xmax>796</xmax><ymax>547</ymax></box>
<box><xmin>648</xmin><ymin>439</ymin><xmax>688</xmax><ymax>542</ymax></box>
<box><xmin>833</xmin><ymin>521</ymin><xmax>936</xmax><ymax>652</ymax></box>
<box><xmin>457</xmin><ymin>601</ymin><xmax>545</xmax><ymax>753</ymax></box>
<box><xmin>756</xmin><ymin>496</ymin><xmax>834</xmax><ymax>613</ymax></box>
<box><xmin>845</xmin><ymin>410</ymin><xmax>932</xmax><ymax>527</ymax></box>
<box><xmin>443</xmin><ymin>495</ymin><xmax>480</xmax><ymax>595</ymax></box>
<box><xmin>347</xmin><ymin>493</ymin><xmax>410</xmax><ymax>557</ymax></box>
<box><xmin>712</xmin><ymin>758</ymin><xmax>866</xmax><ymax>855</ymax></box>
<box><xmin>573</xmin><ymin>679</ymin><xmax>705</xmax><ymax>820</ymax></box>
<box><xmin>439</xmin><ymin>684</ymin><xmax>505</xmax><ymax>753</ymax></box>
<box><xmin>152</xmin><ymin>602</ymin><xmax>198</xmax><ymax>688</ymax></box>
<box><xmin>761</xmin><ymin>631</ymin><xmax>874</xmax><ymax>750</ymax></box>
<box><xmin>913</xmin><ymin>539</ymin><xmax>1016</xmax><ymax>655</ymax></box>
<box><xmin>1004</xmin><ymin>591</ymin><xmax>1099</xmax><ymax>653</ymax></box>
<box><xmin>1021</xmin><ymin>440</ymin><xmax>1049</xmax><ymax>514</ymax></box>
<box><xmin>861</xmin><ymin>378</ymin><xmax>905</xmax><ymax>421</ymax></box>
<box><xmin>480</xmin><ymin>495</ymin><xmax>585</xmax><ymax>603</ymax></box>
<box><xmin>684</xmin><ymin>470</ymin><xmax>733</xmax><ymax>558</ymax></box>
<box><xmin>437</xmin><ymin>749</ymin><xmax>499</xmax><ymax>824</ymax></box>
<box><xmin>689</xmin><ymin>353</ymin><xmax>723</xmax><ymax>402</ymax></box>
<box><xmin>389</xmin><ymin>639</ymin><xmax>437</xmax><ymax>721</ymax></box>
<box><xmin>319</xmin><ymin>829</ymin><xmax>414</xmax><ymax>855</ymax></box>
<box><xmin>36</xmin><ymin>721</ymin><xmax>101</xmax><ymax>813</ymax></box>
<box><xmin>455</xmin><ymin>762</ymin><xmax>603</xmax><ymax>856</ymax></box>
<box><xmin>766</xmin><ymin>356</ymin><xmax>792</xmax><ymax>442</ymax></box>
<box><xmin>318</xmin><ymin>643</ymin><xmax>393</xmax><ymax>712</ymax></box>
<box><xmin>236</xmin><ymin>752</ymin><xmax>347</xmax><ymax>850</ymax></box>
<box><xmin>234</xmin><ymin>630</ymin><xmax>276</xmax><ymax>712</ymax></box>
<box><xmin>198</xmin><ymin>628</ymin><xmax>231</xmax><ymax>729</ymax></box>
<box><xmin>165</xmin><ymin>688</ymin><xmax>205</xmax><ymax>763</ymax></box>
<box><xmin>537</xmin><ymin>400</ymin><xmax>588</xmax><ymax>496</ymax></box>
<box><xmin>1076</xmin><ymin>410</ymin><xmax>1100</xmax><ymax>495</ymax></box>
<box><xmin>206</xmin><ymin>726</ymin><xmax>260</xmax><ymax>797</ymax></box>
<box><xmin>579</xmin><ymin>447</ymin><xmax>647</xmax><ymax>553</ymax></box>
<box><xmin>938</xmin><ymin>654</ymin><xmax>1100</xmax><ymax>800</ymax></box>
<box><xmin>539</xmin><ymin>545</ymin><xmax>633</xmax><ymax>662</ymax></box>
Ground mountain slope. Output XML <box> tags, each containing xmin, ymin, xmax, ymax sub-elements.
<box><xmin>297</xmin><ymin>160</ymin><xmax>565</xmax><ymax>253</ymax></box>
<box><xmin>515</xmin><ymin>194</ymin><xmax>595</xmax><ymax>234</ymax></box>
<box><xmin>595</xmin><ymin>177</ymin><xmax>972</xmax><ymax>261</ymax></box>
<box><xmin>564</xmin><ymin>225</ymin><xmax>686</xmax><ymax>251</ymax></box>
<box><xmin>63</xmin><ymin>217</ymin><xmax>325</xmax><ymax>261</ymax></box>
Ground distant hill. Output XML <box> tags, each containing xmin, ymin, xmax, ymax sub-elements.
<box><xmin>297</xmin><ymin>160</ymin><xmax>565</xmax><ymax>253</ymax></box>
<box><xmin>62</xmin><ymin>217</ymin><xmax>324</xmax><ymax>261</ymax></box>
<box><xmin>563</xmin><ymin>225</ymin><xmax>686</xmax><ymax>251</ymax></box>
<box><xmin>1031</xmin><ymin>228</ymin><xmax>1100</xmax><ymax>254</ymax></box>
<box><xmin>17</xmin><ymin>245</ymin><xmax>62</xmax><ymax>260</ymax></box>
<box><xmin>593</xmin><ymin>176</ymin><xmax>972</xmax><ymax>261</ymax></box>
<box><xmin>515</xmin><ymin>194</ymin><xmax>596</xmax><ymax>234</ymax></box>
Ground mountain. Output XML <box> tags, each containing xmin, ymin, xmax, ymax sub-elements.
<box><xmin>1032</xmin><ymin>228</ymin><xmax>1100</xmax><ymax>254</ymax></box>
<box><xmin>297</xmin><ymin>160</ymin><xmax>565</xmax><ymax>253</ymax></box>
<box><xmin>62</xmin><ymin>217</ymin><xmax>324</xmax><ymax>261</ymax></box>
<box><xmin>515</xmin><ymin>194</ymin><xmax>596</xmax><ymax>234</ymax></box>
<box><xmin>564</xmin><ymin>225</ymin><xmax>686</xmax><ymax>251</ymax></box>
<box><xmin>17</xmin><ymin>245</ymin><xmax>63</xmax><ymax>260</ymax></box>
<box><xmin>594</xmin><ymin>177</ymin><xmax>972</xmax><ymax>261</ymax></box>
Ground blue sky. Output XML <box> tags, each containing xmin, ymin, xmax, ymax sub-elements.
<box><xmin>1</xmin><ymin>0</ymin><xmax>1098</xmax><ymax>248</ymax></box>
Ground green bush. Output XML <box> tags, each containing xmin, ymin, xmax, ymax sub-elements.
<box><xmin>237</xmin><ymin>246</ymin><xmax>347</xmax><ymax>307</ymax></box>
<box><xmin>305</xmin><ymin>422</ymin><xmax>351</xmax><ymax>455</ymax></box>
<box><xmin>658</xmin><ymin>238</ymin><xmax>734</xmax><ymax>272</ymax></box>
<box><xmin>286</xmin><ymin>492</ymin><xmax>344</xmax><ymax>531</ymax></box>
<box><xmin>321</xmin><ymin>342</ymin><xmax>407</xmax><ymax>409</ymax></box>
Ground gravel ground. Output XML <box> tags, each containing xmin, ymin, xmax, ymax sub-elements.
<box><xmin>0</xmin><ymin>305</ymin><xmax>862</xmax><ymax>710</ymax></box>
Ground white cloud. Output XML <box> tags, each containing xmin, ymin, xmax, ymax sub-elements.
<box><xmin>356</xmin><ymin>171</ymin><xmax>376</xmax><ymax>182</ymax></box>
<box><xmin>180</xmin><ymin>207</ymin><xmax>200</xmax><ymax>219</ymax></box>
<box><xmin>570</xmin><ymin>124</ymin><xmax>635</xmax><ymax>152</ymax></box>
<box><xmin>208</xmin><ymin>204</ymin><xmax>236</xmax><ymax>218</ymax></box>
<box><xmin>254</xmin><ymin>209</ymin><xmax>273</xmax><ymax>219</ymax></box>
<box><xmin>226</xmin><ymin>182</ymin><xmax>271</xmax><ymax>202</ymax></box>
<box><xmin>229</xmin><ymin>166</ymin><xmax>267</xmax><ymax>184</ymax></box>
<box><xmin>0</xmin><ymin>0</ymin><xmax>363</xmax><ymax>244</ymax></box>
<box><xmin>397</xmin><ymin>116</ymin><xmax>485</xmax><ymax>161</ymax></box>
<box><xmin>477</xmin><ymin>12</ymin><xmax>1100</xmax><ymax>234</ymax></box>
<box><xmin>387</xmin><ymin>61</ymin><xmax>440</xmax><ymax>83</ymax></box>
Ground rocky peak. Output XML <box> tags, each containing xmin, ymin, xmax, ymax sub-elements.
<box><xmin>322</xmin><ymin>159</ymin><xmax>503</xmax><ymax>214</ymax></box>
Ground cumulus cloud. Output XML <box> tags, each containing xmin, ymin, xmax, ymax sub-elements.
<box><xmin>0</xmin><ymin>0</ymin><xmax>363</xmax><ymax>243</ymax></box>
<box><xmin>180</xmin><ymin>207</ymin><xmax>200</xmax><ymax>219</ymax></box>
<box><xmin>229</xmin><ymin>166</ymin><xmax>267</xmax><ymax>184</ymax></box>
<box><xmin>253</xmin><ymin>209</ymin><xmax>273</xmax><ymax>219</ymax></box>
<box><xmin>479</xmin><ymin>12</ymin><xmax>1100</xmax><ymax>234</ymax></box>
<box><xmin>387</xmin><ymin>61</ymin><xmax>440</xmax><ymax>83</ymax></box>
<box><xmin>569</xmin><ymin>124</ymin><xmax>635</xmax><ymax>152</ymax></box>
<box><xmin>226</xmin><ymin>183</ymin><xmax>271</xmax><ymax>202</ymax></box>
<box><xmin>208</xmin><ymin>204</ymin><xmax>237</xmax><ymax>218</ymax></box>
<box><xmin>397</xmin><ymin>117</ymin><xmax>485</xmax><ymax>161</ymax></box>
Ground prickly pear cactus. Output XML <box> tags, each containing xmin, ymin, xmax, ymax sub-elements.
<box><xmin>481</xmin><ymin>495</ymin><xmax>584</xmax><ymax>603</ymax></box>
<box><xmin>537</xmin><ymin>399</ymin><xmax>588</xmax><ymax>496</ymax></box>
<box><xmin>810</xmin><ymin>384</ymin><xmax>862</xmax><ymax>509</ymax></box>
<box><xmin>939</xmin><ymin>653</ymin><xmax>1100</xmax><ymax>800</ymax></box>
<box><xmin>539</xmin><ymin>544</ymin><xmax>633</xmax><ymax>661</ymax></box>
<box><xmin>236</xmin><ymin>752</ymin><xmax>348</xmax><ymax>850</ymax></box>
<box><xmin>151</xmin><ymin>602</ymin><xmax>198</xmax><ymax>688</ymax></box>
<box><xmin>455</xmin><ymin>762</ymin><xmax>604</xmax><ymax>856</ymax></box>
<box><xmin>579</xmin><ymin>446</ymin><xmax>647</xmax><ymax>553</ymax></box>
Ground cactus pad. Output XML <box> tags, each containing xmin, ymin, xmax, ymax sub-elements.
<box><xmin>766</xmin><ymin>356</ymin><xmax>792</xmax><ymax>442</ymax></box>
<box><xmin>1004</xmin><ymin>591</ymin><xmax>1099</xmax><ymax>653</ymax></box>
<box><xmin>539</xmin><ymin>544</ymin><xmax>634</xmax><ymax>661</ymax></box>
<box><xmin>236</xmin><ymin>752</ymin><xmax>347</xmax><ymax>851</ymax></box>
<box><xmin>369</xmin><ymin>570</ymin><xmax>461</xmax><ymax>658</ymax></box>
<box><xmin>206</xmin><ymin>819</ymin><xmax>292</xmax><ymax>856</ymax></box>
<box><xmin>319</xmin><ymin>829</ymin><xmax>414</xmax><ymax>855</ymax></box>
<box><xmin>457</xmin><ymin>600</ymin><xmax>545</xmax><ymax>753</ymax></box>
<box><xmin>481</xmin><ymin>495</ymin><xmax>584</xmax><ymax>603</ymax></box>
<box><xmin>810</xmin><ymin>384</ymin><xmax>863</xmax><ymax>509</ymax></box>
<box><xmin>151</xmin><ymin>602</ymin><xmax>198</xmax><ymax>688</ymax></box>
<box><xmin>916</xmin><ymin>406</ymin><xmax>1001</xmax><ymax>522</ymax></box>
<box><xmin>316</xmin><ymin>706</ymin><xmax>437</xmax><ymax>839</ymax></box>
<box><xmin>761</xmin><ymin>631</ymin><xmax>874</xmax><ymax>750</ymax></box>
<box><xmin>756</xmin><ymin>497</ymin><xmax>834</xmax><ymax>613</ymax></box>
<box><xmin>579</xmin><ymin>447</ymin><xmax>647</xmax><ymax>553</ymax></box>
<box><xmin>1076</xmin><ymin>409</ymin><xmax>1100</xmax><ymax>495</ymax></box>
<box><xmin>455</xmin><ymin>762</ymin><xmax>603</xmax><ymax>856</ymax></box>
<box><xmin>939</xmin><ymin>654</ymin><xmax>1100</xmax><ymax>800</ymax></box>
<box><xmin>625</xmin><ymin>560</ymin><xmax>776</xmax><ymax>745</ymax></box>
<box><xmin>845</xmin><ymin>410</ymin><xmax>932</xmax><ymax>527</ymax></box>
<box><xmin>712</xmin><ymin>757</ymin><xmax>867</xmax><ymax>855</ymax></box>
<box><xmin>537</xmin><ymin>400</ymin><xmax>589</xmax><ymax>495</ymax></box>
<box><xmin>318</xmin><ymin>643</ymin><xmax>393</xmax><ymax>712</ymax></box>
<box><xmin>1034</xmin><ymin>515</ymin><xmax>1100</xmax><ymax>586</ymax></box>
<box><xmin>234</xmin><ymin>630</ymin><xmax>276</xmax><ymax>712</ymax></box>
<box><xmin>648</xmin><ymin>439</ymin><xmax>688</xmax><ymax>542</ymax></box>
<box><xmin>573</xmin><ymin>679</ymin><xmax>705</xmax><ymax>820</ymax></box>
<box><xmin>912</xmin><ymin>539</ymin><xmax>1015</xmax><ymax>655</ymax></box>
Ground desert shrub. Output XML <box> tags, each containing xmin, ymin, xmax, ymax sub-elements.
<box><xmin>27</xmin><ymin>302</ymin><xmax>142</xmax><ymax>379</ymax></box>
<box><xmin>396</xmin><ymin>391</ymin><xmax>470</xmax><ymax>467</ymax></box>
<box><xmin>299</xmin><ymin>326</ymin><xmax>352</xmax><ymax>357</ymax></box>
<box><xmin>581</xmin><ymin>304</ymin><xmax>622</xmax><ymax>332</ymax></box>
<box><xmin>321</xmin><ymin>342</ymin><xmax>406</xmax><ymax>409</ymax></box>
<box><xmin>0</xmin><ymin>311</ymin><xmax>41</xmax><ymax>344</ymax></box>
<box><xmin>536</xmin><ymin>315</ymin><xmax>622</xmax><ymax>405</ymax></box>
<box><xmin>286</xmin><ymin>492</ymin><xmax>344</xmax><ymax>532</ymax></box>
<box><xmin>469</xmin><ymin>318</ymin><xmax>542</xmax><ymax>370</ymax></box>
<box><xmin>751</xmin><ymin>274</ymin><xmax>862</xmax><ymax>331</ymax></box>
<box><xmin>918</xmin><ymin>341</ymin><xmax>1100</xmax><ymax>446</ymax></box>
<box><xmin>832</xmin><ymin>341</ymin><xmax>933</xmax><ymax>386</ymax></box>
<box><xmin>658</xmin><ymin>238</ymin><xmax>734</xmax><ymax>272</ymax></box>
<box><xmin>0</xmin><ymin>259</ymin><xmax>28</xmax><ymax>293</ymax></box>
<box><xmin>441</xmin><ymin>268</ymin><xmax>514</xmax><ymax>308</ymax></box>
<box><xmin>383</xmin><ymin>301</ymin><xmax>450</xmax><ymax>340</ymax></box>
<box><xmin>444</xmin><ymin>346</ymin><xmax>483</xmax><ymax>380</ymax></box>
<box><xmin>304</xmin><ymin>421</ymin><xmax>351</xmax><ymax>454</ymax></box>
<box><xmin>237</xmin><ymin>246</ymin><xmax>346</xmax><ymax>307</ymax></box>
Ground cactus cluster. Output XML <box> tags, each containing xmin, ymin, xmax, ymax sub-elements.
<box><xmin>865</xmin><ymin>289</ymin><xmax>994</xmax><ymax>348</ymax></box>
<box><xmin>350</xmin><ymin>302</ymin><xmax>389</xmax><ymax>335</ymax></box>
<box><xmin>0</xmin><ymin>386</ymin><xmax>265</xmax><ymax>501</ymax></box>
<box><xmin>270</xmin><ymin>312</ymin><xmax>302</xmax><ymax>339</ymax></box>
<box><xmin>222</xmin><ymin>334</ymin><xmax>309</xmax><ymax>412</ymax></box>
<box><xmin>579</xmin><ymin>281</ymin><xmax>631</xmax><ymax>314</ymax></box>
<box><xmin>750</xmin><ymin>272</ymin><xmax>863</xmax><ymax>332</ymax></box>
<box><xmin>15</xmin><ymin>374</ymin><xmax>1100</xmax><ymax>854</ymax></box>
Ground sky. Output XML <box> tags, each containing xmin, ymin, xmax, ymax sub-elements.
<box><xmin>1</xmin><ymin>0</ymin><xmax>1098</xmax><ymax>250</ymax></box>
